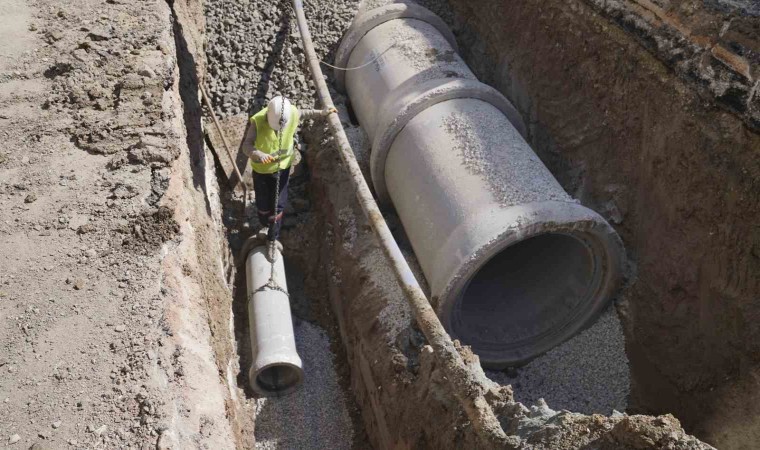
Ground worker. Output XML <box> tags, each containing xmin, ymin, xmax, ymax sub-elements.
<box><xmin>243</xmin><ymin>95</ymin><xmax>335</xmax><ymax>242</ymax></box>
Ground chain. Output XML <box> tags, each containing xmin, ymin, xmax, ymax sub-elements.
<box><xmin>253</xmin><ymin>278</ymin><xmax>289</xmax><ymax>296</ymax></box>
<box><xmin>254</xmin><ymin>97</ymin><xmax>289</xmax><ymax>298</ymax></box>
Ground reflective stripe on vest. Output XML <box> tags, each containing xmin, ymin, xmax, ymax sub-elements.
<box><xmin>250</xmin><ymin>105</ymin><xmax>299</xmax><ymax>174</ymax></box>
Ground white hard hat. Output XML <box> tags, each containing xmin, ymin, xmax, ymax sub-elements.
<box><xmin>267</xmin><ymin>96</ymin><xmax>292</xmax><ymax>130</ymax></box>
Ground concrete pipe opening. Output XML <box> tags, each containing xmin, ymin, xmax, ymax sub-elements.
<box><xmin>337</xmin><ymin>3</ymin><xmax>625</xmax><ymax>368</ymax></box>
<box><xmin>452</xmin><ymin>233</ymin><xmax>604</xmax><ymax>366</ymax></box>
<box><xmin>246</xmin><ymin>245</ymin><xmax>304</xmax><ymax>397</ymax></box>
<box><xmin>251</xmin><ymin>363</ymin><xmax>304</xmax><ymax>397</ymax></box>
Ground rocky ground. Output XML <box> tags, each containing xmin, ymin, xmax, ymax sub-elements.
<box><xmin>204</xmin><ymin>0</ymin><xmax>358</xmax><ymax>117</ymax></box>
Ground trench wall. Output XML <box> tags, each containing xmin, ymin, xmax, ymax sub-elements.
<box><xmin>429</xmin><ymin>0</ymin><xmax>760</xmax><ymax>447</ymax></box>
<box><xmin>168</xmin><ymin>0</ymin><xmax>254</xmax><ymax>446</ymax></box>
<box><xmin>301</xmin><ymin>113</ymin><xmax>712</xmax><ymax>449</ymax></box>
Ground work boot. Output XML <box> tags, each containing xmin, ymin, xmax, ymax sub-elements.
<box><xmin>256</xmin><ymin>227</ymin><xmax>269</xmax><ymax>242</ymax></box>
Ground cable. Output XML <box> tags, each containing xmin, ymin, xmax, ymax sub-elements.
<box><xmin>317</xmin><ymin>45</ymin><xmax>393</xmax><ymax>71</ymax></box>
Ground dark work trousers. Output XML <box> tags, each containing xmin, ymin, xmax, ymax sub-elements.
<box><xmin>253</xmin><ymin>168</ymin><xmax>290</xmax><ymax>240</ymax></box>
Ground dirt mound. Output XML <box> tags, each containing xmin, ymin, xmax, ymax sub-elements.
<box><xmin>121</xmin><ymin>206</ymin><xmax>181</xmax><ymax>254</ymax></box>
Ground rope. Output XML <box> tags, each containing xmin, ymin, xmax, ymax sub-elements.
<box><xmin>317</xmin><ymin>45</ymin><xmax>393</xmax><ymax>71</ymax></box>
<box><xmin>198</xmin><ymin>83</ymin><xmax>249</xmax><ymax>222</ymax></box>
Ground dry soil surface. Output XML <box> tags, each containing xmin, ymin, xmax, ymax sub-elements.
<box><xmin>0</xmin><ymin>0</ymin><xmax>233</xmax><ymax>448</ymax></box>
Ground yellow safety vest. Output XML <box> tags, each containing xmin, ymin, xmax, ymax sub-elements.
<box><xmin>250</xmin><ymin>105</ymin><xmax>299</xmax><ymax>174</ymax></box>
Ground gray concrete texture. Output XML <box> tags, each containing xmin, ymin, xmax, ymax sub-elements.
<box><xmin>246</xmin><ymin>245</ymin><xmax>304</xmax><ymax>396</ymax></box>
<box><xmin>337</xmin><ymin>1</ymin><xmax>625</xmax><ymax>367</ymax></box>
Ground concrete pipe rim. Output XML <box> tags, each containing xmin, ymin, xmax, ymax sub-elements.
<box><xmin>334</xmin><ymin>2</ymin><xmax>458</xmax><ymax>92</ymax></box>
<box><xmin>439</xmin><ymin>213</ymin><xmax>624</xmax><ymax>368</ymax></box>
<box><xmin>249</xmin><ymin>361</ymin><xmax>305</xmax><ymax>397</ymax></box>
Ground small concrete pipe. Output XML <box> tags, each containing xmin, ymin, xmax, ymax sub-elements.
<box><xmin>336</xmin><ymin>2</ymin><xmax>625</xmax><ymax>367</ymax></box>
<box><xmin>246</xmin><ymin>246</ymin><xmax>304</xmax><ymax>396</ymax></box>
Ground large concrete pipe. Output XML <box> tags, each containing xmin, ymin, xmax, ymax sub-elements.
<box><xmin>335</xmin><ymin>2</ymin><xmax>625</xmax><ymax>367</ymax></box>
<box><xmin>246</xmin><ymin>245</ymin><xmax>304</xmax><ymax>396</ymax></box>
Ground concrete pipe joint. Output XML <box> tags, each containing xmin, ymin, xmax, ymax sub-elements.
<box><xmin>246</xmin><ymin>246</ymin><xmax>304</xmax><ymax>396</ymax></box>
<box><xmin>336</xmin><ymin>2</ymin><xmax>625</xmax><ymax>367</ymax></box>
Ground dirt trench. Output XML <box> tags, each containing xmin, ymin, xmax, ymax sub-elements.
<box><xmin>184</xmin><ymin>1</ymin><xmax>722</xmax><ymax>449</ymax></box>
<box><xmin>0</xmin><ymin>0</ymin><xmax>238</xmax><ymax>447</ymax></box>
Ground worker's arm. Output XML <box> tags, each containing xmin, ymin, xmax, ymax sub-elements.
<box><xmin>241</xmin><ymin>122</ymin><xmax>257</xmax><ymax>159</ymax></box>
<box><xmin>299</xmin><ymin>107</ymin><xmax>338</xmax><ymax>120</ymax></box>
<box><xmin>242</xmin><ymin>122</ymin><xmax>275</xmax><ymax>164</ymax></box>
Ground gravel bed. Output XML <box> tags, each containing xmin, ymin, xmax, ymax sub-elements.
<box><xmin>486</xmin><ymin>307</ymin><xmax>630</xmax><ymax>415</ymax></box>
<box><xmin>253</xmin><ymin>321</ymin><xmax>355</xmax><ymax>449</ymax></box>
<box><xmin>205</xmin><ymin>0</ymin><xmax>359</xmax><ymax>117</ymax></box>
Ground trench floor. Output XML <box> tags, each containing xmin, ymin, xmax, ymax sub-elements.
<box><xmin>212</xmin><ymin>157</ymin><xmax>369</xmax><ymax>448</ymax></box>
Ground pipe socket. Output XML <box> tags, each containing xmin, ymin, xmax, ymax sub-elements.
<box><xmin>337</xmin><ymin>2</ymin><xmax>625</xmax><ymax>367</ymax></box>
<box><xmin>246</xmin><ymin>246</ymin><xmax>304</xmax><ymax>396</ymax></box>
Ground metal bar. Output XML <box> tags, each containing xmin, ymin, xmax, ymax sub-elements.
<box><xmin>199</xmin><ymin>83</ymin><xmax>249</xmax><ymax>198</ymax></box>
<box><xmin>290</xmin><ymin>0</ymin><xmax>508</xmax><ymax>445</ymax></box>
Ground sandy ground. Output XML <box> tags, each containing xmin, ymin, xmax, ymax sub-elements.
<box><xmin>0</xmin><ymin>0</ymin><xmax>34</xmax><ymax>64</ymax></box>
<box><xmin>0</xmin><ymin>0</ymin><xmax>234</xmax><ymax>447</ymax></box>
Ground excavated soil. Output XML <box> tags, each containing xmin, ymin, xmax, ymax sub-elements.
<box><xmin>0</xmin><ymin>0</ymin><xmax>236</xmax><ymax>448</ymax></box>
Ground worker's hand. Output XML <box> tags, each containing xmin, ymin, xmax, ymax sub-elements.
<box><xmin>252</xmin><ymin>150</ymin><xmax>276</xmax><ymax>164</ymax></box>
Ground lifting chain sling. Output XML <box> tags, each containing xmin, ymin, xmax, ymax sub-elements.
<box><xmin>253</xmin><ymin>97</ymin><xmax>289</xmax><ymax>298</ymax></box>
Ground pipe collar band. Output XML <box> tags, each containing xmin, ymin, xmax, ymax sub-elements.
<box><xmin>370</xmin><ymin>78</ymin><xmax>528</xmax><ymax>205</ymax></box>
<box><xmin>334</xmin><ymin>3</ymin><xmax>458</xmax><ymax>92</ymax></box>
